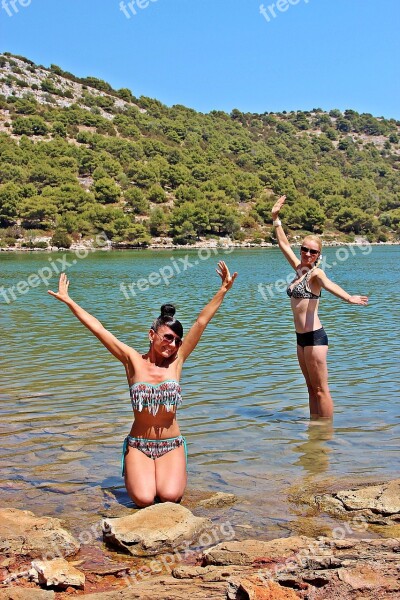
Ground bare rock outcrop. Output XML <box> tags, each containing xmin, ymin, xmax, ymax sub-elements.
<box><xmin>102</xmin><ymin>502</ymin><xmax>211</xmax><ymax>556</ymax></box>
<box><xmin>0</xmin><ymin>508</ymin><xmax>79</xmax><ymax>559</ymax></box>
<box><xmin>203</xmin><ymin>536</ymin><xmax>312</xmax><ymax>566</ymax></box>
<box><xmin>315</xmin><ymin>479</ymin><xmax>400</xmax><ymax>525</ymax></box>
<box><xmin>0</xmin><ymin>591</ymin><xmax>55</xmax><ymax>600</ymax></box>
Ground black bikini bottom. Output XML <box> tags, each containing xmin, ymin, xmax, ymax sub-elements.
<box><xmin>296</xmin><ymin>327</ymin><xmax>328</xmax><ymax>348</ymax></box>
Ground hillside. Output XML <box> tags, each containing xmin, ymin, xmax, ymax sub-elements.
<box><xmin>0</xmin><ymin>51</ymin><xmax>399</xmax><ymax>249</ymax></box>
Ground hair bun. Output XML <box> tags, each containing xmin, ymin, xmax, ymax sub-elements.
<box><xmin>160</xmin><ymin>303</ymin><xmax>176</xmax><ymax>319</ymax></box>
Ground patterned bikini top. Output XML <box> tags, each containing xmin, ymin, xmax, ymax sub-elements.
<box><xmin>129</xmin><ymin>380</ymin><xmax>182</xmax><ymax>416</ymax></box>
<box><xmin>287</xmin><ymin>269</ymin><xmax>321</xmax><ymax>300</ymax></box>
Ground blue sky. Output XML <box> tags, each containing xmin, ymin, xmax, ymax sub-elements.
<box><xmin>1</xmin><ymin>0</ymin><xmax>399</xmax><ymax>119</ymax></box>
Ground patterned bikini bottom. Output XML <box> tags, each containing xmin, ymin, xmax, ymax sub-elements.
<box><xmin>121</xmin><ymin>435</ymin><xmax>187</xmax><ymax>476</ymax></box>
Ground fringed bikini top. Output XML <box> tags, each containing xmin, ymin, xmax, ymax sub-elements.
<box><xmin>129</xmin><ymin>380</ymin><xmax>182</xmax><ymax>416</ymax></box>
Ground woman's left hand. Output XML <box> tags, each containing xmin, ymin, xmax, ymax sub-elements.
<box><xmin>348</xmin><ymin>295</ymin><xmax>369</xmax><ymax>305</ymax></box>
<box><xmin>217</xmin><ymin>261</ymin><xmax>238</xmax><ymax>291</ymax></box>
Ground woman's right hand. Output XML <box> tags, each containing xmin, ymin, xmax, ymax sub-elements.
<box><xmin>217</xmin><ymin>261</ymin><xmax>238</xmax><ymax>292</ymax></box>
<box><xmin>271</xmin><ymin>195</ymin><xmax>286</xmax><ymax>219</ymax></box>
<box><xmin>48</xmin><ymin>273</ymin><xmax>71</xmax><ymax>303</ymax></box>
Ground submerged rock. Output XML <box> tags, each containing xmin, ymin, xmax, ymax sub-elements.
<box><xmin>102</xmin><ymin>502</ymin><xmax>211</xmax><ymax>556</ymax></box>
<box><xmin>0</xmin><ymin>508</ymin><xmax>80</xmax><ymax>559</ymax></box>
<box><xmin>197</xmin><ymin>492</ymin><xmax>237</xmax><ymax>509</ymax></box>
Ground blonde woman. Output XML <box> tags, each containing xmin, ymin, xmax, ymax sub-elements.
<box><xmin>271</xmin><ymin>196</ymin><xmax>368</xmax><ymax>419</ymax></box>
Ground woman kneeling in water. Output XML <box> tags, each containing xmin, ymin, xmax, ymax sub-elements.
<box><xmin>48</xmin><ymin>261</ymin><xmax>237</xmax><ymax>506</ymax></box>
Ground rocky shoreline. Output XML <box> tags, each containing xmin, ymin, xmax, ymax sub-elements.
<box><xmin>1</xmin><ymin>480</ymin><xmax>399</xmax><ymax>599</ymax></box>
<box><xmin>1</xmin><ymin>238</ymin><xmax>399</xmax><ymax>253</ymax></box>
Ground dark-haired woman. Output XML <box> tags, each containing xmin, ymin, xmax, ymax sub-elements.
<box><xmin>48</xmin><ymin>262</ymin><xmax>237</xmax><ymax>507</ymax></box>
<box><xmin>271</xmin><ymin>195</ymin><xmax>368</xmax><ymax>420</ymax></box>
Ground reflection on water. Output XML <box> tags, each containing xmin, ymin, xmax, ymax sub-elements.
<box><xmin>293</xmin><ymin>421</ymin><xmax>333</xmax><ymax>477</ymax></box>
<box><xmin>0</xmin><ymin>247</ymin><xmax>399</xmax><ymax>536</ymax></box>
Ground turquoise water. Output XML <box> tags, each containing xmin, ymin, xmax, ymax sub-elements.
<box><xmin>1</xmin><ymin>246</ymin><xmax>399</xmax><ymax>537</ymax></box>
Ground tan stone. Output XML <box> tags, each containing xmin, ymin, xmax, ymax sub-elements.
<box><xmin>338</xmin><ymin>565</ymin><xmax>399</xmax><ymax>591</ymax></box>
<box><xmin>375</xmin><ymin>479</ymin><xmax>400</xmax><ymax>514</ymax></box>
<box><xmin>229</xmin><ymin>576</ymin><xmax>300</xmax><ymax>600</ymax></box>
<box><xmin>102</xmin><ymin>502</ymin><xmax>211</xmax><ymax>556</ymax></box>
<box><xmin>80</xmin><ymin>575</ymin><xmax>227</xmax><ymax>599</ymax></box>
<box><xmin>0</xmin><ymin>508</ymin><xmax>79</xmax><ymax>559</ymax></box>
<box><xmin>30</xmin><ymin>557</ymin><xmax>85</xmax><ymax>589</ymax></box>
<box><xmin>315</xmin><ymin>479</ymin><xmax>400</xmax><ymax>524</ymax></box>
<box><xmin>197</xmin><ymin>492</ymin><xmax>237</xmax><ymax>509</ymax></box>
<box><xmin>0</xmin><ymin>591</ymin><xmax>55</xmax><ymax>600</ymax></box>
<box><xmin>203</xmin><ymin>536</ymin><xmax>312</xmax><ymax>566</ymax></box>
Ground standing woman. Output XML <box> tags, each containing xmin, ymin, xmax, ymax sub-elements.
<box><xmin>271</xmin><ymin>196</ymin><xmax>368</xmax><ymax>419</ymax></box>
<box><xmin>48</xmin><ymin>261</ymin><xmax>237</xmax><ymax>507</ymax></box>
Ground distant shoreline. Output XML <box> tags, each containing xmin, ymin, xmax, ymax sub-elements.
<box><xmin>1</xmin><ymin>240</ymin><xmax>399</xmax><ymax>253</ymax></box>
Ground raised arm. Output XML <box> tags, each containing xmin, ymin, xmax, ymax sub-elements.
<box><xmin>271</xmin><ymin>195</ymin><xmax>300</xmax><ymax>270</ymax></box>
<box><xmin>313</xmin><ymin>269</ymin><xmax>369</xmax><ymax>305</ymax></box>
<box><xmin>48</xmin><ymin>273</ymin><xmax>137</xmax><ymax>364</ymax></box>
<box><xmin>177</xmin><ymin>261</ymin><xmax>237</xmax><ymax>364</ymax></box>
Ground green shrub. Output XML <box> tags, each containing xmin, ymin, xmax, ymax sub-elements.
<box><xmin>50</xmin><ymin>230</ymin><xmax>72</xmax><ymax>248</ymax></box>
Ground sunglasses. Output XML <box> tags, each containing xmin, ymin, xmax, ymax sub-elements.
<box><xmin>301</xmin><ymin>246</ymin><xmax>320</xmax><ymax>256</ymax></box>
<box><xmin>153</xmin><ymin>330</ymin><xmax>182</xmax><ymax>346</ymax></box>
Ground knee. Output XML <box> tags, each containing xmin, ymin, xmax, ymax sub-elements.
<box><xmin>131</xmin><ymin>493</ymin><xmax>156</xmax><ymax>508</ymax></box>
<box><xmin>158</xmin><ymin>495</ymin><xmax>182</xmax><ymax>504</ymax></box>
<box><xmin>157</xmin><ymin>490</ymin><xmax>183</xmax><ymax>504</ymax></box>
<box><xmin>126</xmin><ymin>486</ymin><xmax>156</xmax><ymax>508</ymax></box>
<box><xmin>314</xmin><ymin>385</ymin><xmax>330</xmax><ymax>397</ymax></box>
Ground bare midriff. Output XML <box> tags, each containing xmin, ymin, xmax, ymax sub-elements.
<box><xmin>291</xmin><ymin>297</ymin><xmax>322</xmax><ymax>334</ymax></box>
<box><xmin>129</xmin><ymin>407</ymin><xmax>181</xmax><ymax>439</ymax></box>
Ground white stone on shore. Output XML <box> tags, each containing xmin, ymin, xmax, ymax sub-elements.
<box><xmin>30</xmin><ymin>558</ymin><xmax>85</xmax><ymax>589</ymax></box>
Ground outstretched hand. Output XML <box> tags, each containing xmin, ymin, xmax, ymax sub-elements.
<box><xmin>216</xmin><ymin>261</ymin><xmax>238</xmax><ymax>291</ymax></box>
<box><xmin>48</xmin><ymin>273</ymin><xmax>71</xmax><ymax>303</ymax></box>
<box><xmin>271</xmin><ymin>195</ymin><xmax>286</xmax><ymax>219</ymax></box>
<box><xmin>348</xmin><ymin>295</ymin><xmax>369</xmax><ymax>306</ymax></box>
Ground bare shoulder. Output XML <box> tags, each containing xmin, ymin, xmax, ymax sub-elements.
<box><xmin>312</xmin><ymin>267</ymin><xmax>326</xmax><ymax>278</ymax></box>
<box><xmin>126</xmin><ymin>346</ymin><xmax>144</xmax><ymax>363</ymax></box>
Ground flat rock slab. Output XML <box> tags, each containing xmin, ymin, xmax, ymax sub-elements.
<box><xmin>315</xmin><ymin>479</ymin><xmax>400</xmax><ymax>524</ymax></box>
<box><xmin>203</xmin><ymin>536</ymin><xmax>312</xmax><ymax>566</ymax></box>
<box><xmin>102</xmin><ymin>502</ymin><xmax>211</xmax><ymax>556</ymax></box>
<box><xmin>228</xmin><ymin>576</ymin><xmax>300</xmax><ymax>600</ymax></box>
<box><xmin>30</xmin><ymin>558</ymin><xmax>85</xmax><ymax>589</ymax></box>
<box><xmin>80</xmin><ymin>576</ymin><xmax>228</xmax><ymax>599</ymax></box>
<box><xmin>0</xmin><ymin>591</ymin><xmax>55</xmax><ymax>600</ymax></box>
<box><xmin>337</xmin><ymin>565</ymin><xmax>399</xmax><ymax>591</ymax></box>
<box><xmin>0</xmin><ymin>508</ymin><xmax>80</xmax><ymax>559</ymax></box>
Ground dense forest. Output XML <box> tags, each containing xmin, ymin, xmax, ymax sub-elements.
<box><xmin>0</xmin><ymin>52</ymin><xmax>399</xmax><ymax>248</ymax></box>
